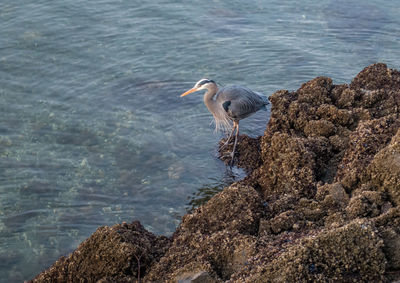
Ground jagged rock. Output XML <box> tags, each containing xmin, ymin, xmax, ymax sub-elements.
<box><xmin>145</xmin><ymin>183</ymin><xmax>261</xmax><ymax>282</ymax></box>
<box><xmin>335</xmin><ymin>116</ymin><xmax>400</xmax><ymax>190</ymax></box>
<box><xmin>218</xmin><ymin>135</ymin><xmax>262</xmax><ymax>171</ymax></box>
<box><xmin>32</xmin><ymin>63</ymin><xmax>400</xmax><ymax>283</ymax></box>
<box><xmin>366</xmin><ymin>129</ymin><xmax>400</xmax><ymax>205</ymax></box>
<box><xmin>144</xmin><ymin>230</ymin><xmax>257</xmax><ymax>282</ymax></box>
<box><xmin>30</xmin><ymin>221</ymin><xmax>170</xmax><ymax>283</ymax></box>
<box><xmin>350</xmin><ymin>62</ymin><xmax>400</xmax><ymax>91</ymax></box>
<box><xmin>246</xmin><ymin>220</ymin><xmax>386</xmax><ymax>282</ymax></box>
<box><xmin>177</xmin><ymin>270</ymin><xmax>219</xmax><ymax>283</ymax></box>
<box><xmin>381</xmin><ymin>227</ymin><xmax>400</xmax><ymax>270</ymax></box>
<box><xmin>346</xmin><ymin>190</ymin><xmax>385</xmax><ymax>219</ymax></box>
<box><xmin>304</xmin><ymin>119</ymin><xmax>336</xmax><ymax>137</ymax></box>
<box><xmin>179</xmin><ymin>184</ymin><xmax>263</xmax><ymax>235</ymax></box>
<box><xmin>268</xmin><ymin>210</ymin><xmax>297</xmax><ymax>234</ymax></box>
<box><xmin>317</xmin><ymin>182</ymin><xmax>349</xmax><ymax>207</ymax></box>
<box><xmin>259</xmin><ymin>133</ymin><xmax>317</xmax><ymax>198</ymax></box>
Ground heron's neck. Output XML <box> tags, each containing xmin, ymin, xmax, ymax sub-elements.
<box><xmin>203</xmin><ymin>84</ymin><xmax>219</xmax><ymax>114</ymax></box>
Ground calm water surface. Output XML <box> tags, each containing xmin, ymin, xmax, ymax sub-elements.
<box><xmin>1</xmin><ymin>0</ymin><xmax>400</xmax><ymax>281</ymax></box>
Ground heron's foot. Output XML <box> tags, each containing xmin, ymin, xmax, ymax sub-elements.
<box><xmin>229</xmin><ymin>152</ymin><xmax>235</xmax><ymax>167</ymax></box>
<box><xmin>220</xmin><ymin>139</ymin><xmax>233</xmax><ymax>151</ymax></box>
<box><xmin>220</xmin><ymin>152</ymin><xmax>232</xmax><ymax>159</ymax></box>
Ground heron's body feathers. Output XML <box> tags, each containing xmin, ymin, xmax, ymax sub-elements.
<box><xmin>222</xmin><ymin>100</ymin><xmax>231</xmax><ymax>112</ymax></box>
<box><xmin>216</xmin><ymin>86</ymin><xmax>269</xmax><ymax>122</ymax></box>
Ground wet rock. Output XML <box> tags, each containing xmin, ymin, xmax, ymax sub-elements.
<box><xmin>32</xmin><ymin>63</ymin><xmax>400</xmax><ymax>282</ymax></box>
<box><xmin>315</xmin><ymin>104</ymin><xmax>354</xmax><ymax>126</ymax></box>
<box><xmin>314</xmin><ymin>183</ymin><xmax>348</xmax><ymax>228</ymax></box>
<box><xmin>335</xmin><ymin>116</ymin><xmax>400</xmax><ymax>190</ymax></box>
<box><xmin>304</xmin><ymin>119</ymin><xmax>336</xmax><ymax>137</ymax></box>
<box><xmin>232</xmin><ymin>63</ymin><xmax>399</xmax><ymax>282</ymax></box>
<box><xmin>327</xmin><ymin>182</ymin><xmax>349</xmax><ymax>206</ymax></box>
<box><xmin>350</xmin><ymin>62</ymin><xmax>400</xmax><ymax>92</ymax></box>
<box><xmin>144</xmin><ymin>183</ymin><xmax>261</xmax><ymax>282</ymax></box>
<box><xmin>30</xmin><ymin>221</ymin><xmax>170</xmax><ymax>282</ymax></box>
<box><xmin>366</xmin><ymin>129</ymin><xmax>400</xmax><ymax>205</ymax></box>
<box><xmin>268</xmin><ymin>210</ymin><xmax>297</xmax><ymax>234</ymax></box>
<box><xmin>249</xmin><ymin>220</ymin><xmax>386</xmax><ymax>282</ymax></box>
<box><xmin>144</xmin><ymin>230</ymin><xmax>257</xmax><ymax>282</ymax></box>
<box><xmin>329</xmin><ymin>131</ymin><xmax>349</xmax><ymax>152</ymax></box>
<box><xmin>336</xmin><ymin>88</ymin><xmax>358</xmax><ymax>108</ymax></box>
<box><xmin>168</xmin><ymin>261</ymin><xmax>217</xmax><ymax>283</ymax></box>
<box><xmin>262</xmin><ymin>193</ymin><xmax>297</xmax><ymax>217</ymax></box>
<box><xmin>374</xmin><ymin>207</ymin><xmax>400</xmax><ymax>281</ymax></box>
<box><xmin>380</xmin><ymin>227</ymin><xmax>400</xmax><ymax>270</ymax></box>
<box><xmin>258</xmin><ymin>133</ymin><xmax>317</xmax><ymax>198</ymax></box>
<box><xmin>264</xmin><ymin>89</ymin><xmax>295</xmax><ymax>134</ymax></box>
<box><xmin>176</xmin><ymin>270</ymin><xmax>219</xmax><ymax>283</ymax></box>
<box><xmin>346</xmin><ymin>190</ymin><xmax>384</xmax><ymax>219</ymax></box>
<box><xmin>218</xmin><ymin>135</ymin><xmax>262</xmax><ymax>171</ymax></box>
<box><xmin>297</xmin><ymin>77</ymin><xmax>333</xmax><ymax>105</ymax></box>
<box><xmin>257</xmin><ymin>218</ymin><xmax>271</xmax><ymax>236</ymax></box>
<box><xmin>179</xmin><ymin>184</ymin><xmax>263</xmax><ymax>235</ymax></box>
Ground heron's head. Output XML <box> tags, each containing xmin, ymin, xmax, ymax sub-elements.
<box><xmin>180</xmin><ymin>79</ymin><xmax>216</xmax><ymax>97</ymax></box>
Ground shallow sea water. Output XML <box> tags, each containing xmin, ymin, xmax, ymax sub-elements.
<box><xmin>0</xmin><ymin>0</ymin><xmax>400</xmax><ymax>281</ymax></box>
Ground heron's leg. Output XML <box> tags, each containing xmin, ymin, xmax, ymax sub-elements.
<box><xmin>220</xmin><ymin>125</ymin><xmax>235</xmax><ymax>150</ymax></box>
<box><xmin>230</xmin><ymin>121</ymin><xmax>239</xmax><ymax>166</ymax></box>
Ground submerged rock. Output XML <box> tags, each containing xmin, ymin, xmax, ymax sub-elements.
<box><xmin>32</xmin><ymin>63</ymin><xmax>400</xmax><ymax>282</ymax></box>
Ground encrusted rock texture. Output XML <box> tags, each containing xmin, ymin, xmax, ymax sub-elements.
<box><xmin>31</xmin><ymin>63</ymin><xmax>400</xmax><ymax>282</ymax></box>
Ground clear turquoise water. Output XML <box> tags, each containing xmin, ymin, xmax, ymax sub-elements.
<box><xmin>0</xmin><ymin>0</ymin><xmax>399</xmax><ymax>281</ymax></box>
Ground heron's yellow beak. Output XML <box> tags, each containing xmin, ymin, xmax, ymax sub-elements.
<box><xmin>180</xmin><ymin>87</ymin><xmax>199</xmax><ymax>97</ymax></box>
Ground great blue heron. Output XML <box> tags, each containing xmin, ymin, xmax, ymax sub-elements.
<box><xmin>181</xmin><ymin>79</ymin><xmax>269</xmax><ymax>165</ymax></box>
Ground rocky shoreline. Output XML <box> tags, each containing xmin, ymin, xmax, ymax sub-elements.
<box><xmin>31</xmin><ymin>63</ymin><xmax>400</xmax><ymax>282</ymax></box>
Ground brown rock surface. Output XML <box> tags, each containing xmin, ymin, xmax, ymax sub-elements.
<box><xmin>32</xmin><ymin>63</ymin><xmax>400</xmax><ymax>282</ymax></box>
<box><xmin>144</xmin><ymin>184</ymin><xmax>261</xmax><ymax>282</ymax></box>
<box><xmin>30</xmin><ymin>221</ymin><xmax>170</xmax><ymax>282</ymax></box>
<box><xmin>232</xmin><ymin>220</ymin><xmax>386</xmax><ymax>282</ymax></box>
<box><xmin>218</xmin><ymin>135</ymin><xmax>262</xmax><ymax>172</ymax></box>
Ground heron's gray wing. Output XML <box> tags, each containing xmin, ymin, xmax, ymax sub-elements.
<box><xmin>216</xmin><ymin>86</ymin><xmax>266</xmax><ymax>120</ymax></box>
